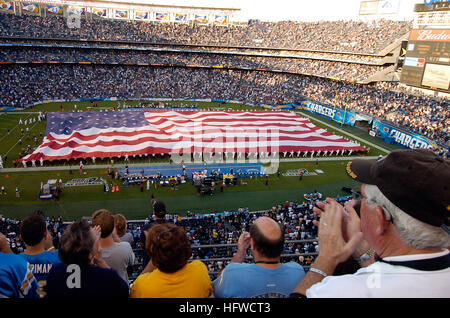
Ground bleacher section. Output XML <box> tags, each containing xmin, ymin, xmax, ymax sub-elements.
<box><xmin>1</xmin><ymin>194</ymin><xmax>354</xmax><ymax>282</ymax></box>
<box><xmin>11</xmin><ymin>195</ymin><xmax>355</xmax><ymax>281</ymax></box>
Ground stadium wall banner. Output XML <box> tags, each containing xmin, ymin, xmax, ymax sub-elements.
<box><xmin>195</xmin><ymin>14</ymin><xmax>208</xmax><ymax>23</ymax></box>
<box><xmin>0</xmin><ymin>1</ymin><xmax>14</xmax><ymax>11</ymax></box>
<box><xmin>359</xmin><ymin>1</ymin><xmax>378</xmax><ymax>15</ymax></box>
<box><xmin>134</xmin><ymin>10</ymin><xmax>149</xmax><ymax>20</ymax></box>
<box><xmin>174</xmin><ymin>13</ymin><xmax>188</xmax><ymax>22</ymax></box>
<box><xmin>47</xmin><ymin>5</ymin><xmax>62</xmax><ymax>15</ymax></box>
<box><xmin>272</xmin><ymin>104</ymin><xmax>295</xmax><ymax>110</ymax></box>
<box><xmin>214</xmin><ymin>15</ymin><xmax>228</xmax><ymax>24</ymax></box>
<box><xmin>21</xmin><ymin>2</ymin><xmax>39</xmax><ymax>13</ymax></box>
<box><xmin>0</xmin><ymin>106</ymin><xmax>21</xmax><ymax>111</ymax></box>
<box><xmin>114</xmin><ymin>9</ymin><xmax>129</xmax><ymax>19</ymax></box>
<box><xmin>67</xmin><ymin>6</ymin><xmax>86</xmax><ymax>15</ymax></box>
<box><xmin>155</xmin><ymin>12</ymin><xmax>169</xmax><ymax>22</ymax></box>
<box><xmin>377</xmin><ymin>0</ymin><xmax>400</xmax><ymax>14</ymax></box>
<box><xmin>334</xmin><ymin>109</ymin><xmax>357</xmax><ymax>126</ymax></box>
<box><xmin>92</xmin><ymin>8</ymin><xmax>107</xmax><ymax>18</ymax></box>
<box><xmin>371</xmin><ymin>120</ymin><xmax>436</xmax><ymax>150</ymax></box>
<box><xmin>297</xmin><ymin>101</ymin><xmax>358</xmax><ymax>126</ymax></box>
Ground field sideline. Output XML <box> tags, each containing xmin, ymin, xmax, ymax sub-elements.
<box><xmin>0</xmin><ymin>100</ymin><xmax>401</xmax><ymax>220</ymax></box>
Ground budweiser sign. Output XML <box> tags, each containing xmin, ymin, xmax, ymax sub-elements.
<box><xmin>409</xmin><ymin>29</ymin><xmax>450</xmax><ymax>42</ymax></box>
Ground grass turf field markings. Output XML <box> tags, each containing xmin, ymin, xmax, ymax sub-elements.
<box><xmin>0</xmin><ymin>113</ymin><xmax>34</xmax><ymax>144</ymax></box>
<box><xmin>5</xmin><ymin>117</ymin><xmax>42</xmax><ymax>157</ymax></box>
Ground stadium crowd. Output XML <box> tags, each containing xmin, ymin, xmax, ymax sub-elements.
<box><xmin>0</xmin><ymin>13</ymin><xmax>412</xmax><ymax>54</ymax></box>
<box><xmin>0</xmin><ymin>64</ymin><xmax>448</xmax><ymax>144</ymax></box>
<box><xmin>0</xmin><ymin>194</ymin><xmax>324</xmax><ymax>297</ymax></box>
<box><xmin>0</xmin><ymin>47</ymin><xmax>384</xmax><ymax>82</ymax></box>
<box><xmin>0</xmin><ymin>38</ymin><xmax>386</xmax><ymax>63</ymax></box>
<box><xmin>0</xmin><ymin>149</ymin><xmax>449</xmax><ymax>299</ymax></box>
<box><xmin>0</xmin><ymin>213</ymin><xmax>64</xmax><ymax>254</ymax></box>
<box><xmin>1</xmin><ymin>12</ymin><xmax>446</xmax><ymax>146</ymax></box>
<box><xmin>0</xmin><ymin>195</ymin><xmax>322</xmax><ymax>282</ymax></box>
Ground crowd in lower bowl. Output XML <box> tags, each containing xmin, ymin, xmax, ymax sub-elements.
<box><xmin>1</xmin><ymin>149</ymin><xmax>449</xmax><ymax>298</ymax></box>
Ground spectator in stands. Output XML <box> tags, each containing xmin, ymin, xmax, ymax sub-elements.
<box><xmin>114</xmin><ymin>214</ymin><xmax>134</xmax><ymax>247</ymax></box>
<box><xmin>130</xmin><ymin>223</ymin><xmax>212</xmax><ymax>298</ymax></box>
<box><xmin>292</xmin><ymin>149</ymin><xmax>450</xmax><ymax>298</ymax></box>
<box><xmin>91</xmin><ymin>209</ymin><xmax>135</xmax><ymax>284</ymax></box>
<box><xmin>0</xmin><ymin>232</ymin><xmax>39</xmax><ymax>298</ymax></box>
<box><xmin>0</xmin><ymin>14</ymin><xmax>411</xmax><ymax>54</ymax></box>
<box><xmin>19</xmin><ymin>213</ymin><xmax>61</xmax><ymax>298</ymax></box>
<box><xmin>140</xmin><ymin>201</ymin><xmax>168</xmax><ymax>267</ymax></box>
<box><xmin>45</xmin><ymin>219</ymin><xmax>129</xmax><ymax>298</ymax></box>
<box><xmin>213</xmin><ymin>216</ymin><xmax>305</xmax><ymax>297</ymax></box>
<box><xmin>0</xmin><ymin>60</ymin><xmax>447</xmax><ymax>145</ymax></box>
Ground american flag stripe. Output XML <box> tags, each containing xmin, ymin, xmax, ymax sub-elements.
<box><xmin>38</xmin><ymin>130</ymin><xmax>347</xmax><ymax>149</ymax></box>
<box><xmin>43</xmin><ymin>129</ymin><xmax>337</xmax><ymax>143</ymax></box>
<box><xmin>37</xmin><ymin>138</ymin><xmax>343</xmax><ymax>152</ymax></box>
<box><xmin>20</xmin><ymin>111</ymin><xmax>366</xmax><ymax>162</ymax></box>
<box><xmin>42</xmin><ymin>126</ymin><xmax>339</xmax><ymax>142</ymax></box>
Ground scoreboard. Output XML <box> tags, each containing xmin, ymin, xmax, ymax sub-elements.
<box><xmin>400</xmin><ymin>29</ymin><xmax>450</xmax><ymax>93</ymax></box>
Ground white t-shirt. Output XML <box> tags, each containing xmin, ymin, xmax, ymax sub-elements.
<box><xmin>307</xmin><ymin>249</ymin><xmax>450</xmax><ymax>298</ymax></box>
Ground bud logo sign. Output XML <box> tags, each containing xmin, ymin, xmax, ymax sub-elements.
<box><xmin>409</xmin><ymin>29</ymin><xmax>450</xmax><ymax>42</ymax></box>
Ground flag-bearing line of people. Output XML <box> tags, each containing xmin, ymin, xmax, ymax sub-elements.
<box><xmin>0</xmin><ymin>148</ymin><xmax>448</xmax><ymax>298</ymax></box>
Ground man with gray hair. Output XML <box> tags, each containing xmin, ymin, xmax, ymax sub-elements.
<box><xmin>291</xmin><ymin>149</ymin><xmax>450</xmax><ymax>298</ymax></box>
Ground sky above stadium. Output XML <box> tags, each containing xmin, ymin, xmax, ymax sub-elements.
<box><xmin>116</xmin><ymin>0</ymin><xmax>420</xmax><ymax>21</ymax></box>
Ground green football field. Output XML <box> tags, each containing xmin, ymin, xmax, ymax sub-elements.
<box><xmin>0</xmin><ymin>100</ymin><xmax>401</xmax><ymax>221</ymax></box>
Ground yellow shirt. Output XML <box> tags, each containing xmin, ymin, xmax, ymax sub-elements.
<box><xmin>130</xmin><ymin>260</ymin><xmax>212</xmax><ymax>298</ymax></box>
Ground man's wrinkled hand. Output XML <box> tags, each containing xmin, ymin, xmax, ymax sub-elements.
<box><xmin>315</xmin><ymin>198</ymin><xmax>363</xmax><ymax>266</ymax></box>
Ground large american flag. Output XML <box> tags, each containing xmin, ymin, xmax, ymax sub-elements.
<box><xmin>20</xmin><ymin>110</ymin><xmax>366</xmax><ymax>162</ymax></box>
